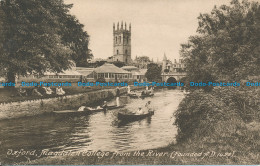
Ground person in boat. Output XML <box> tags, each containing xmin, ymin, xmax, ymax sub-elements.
<box><xmin>18</xmin><ymin>86</ymin><xmax>28</xmax><ymax>97</ymax></box>
<box><xmin>56</xmin><ymin>86</ymin><xmax>65</xmax><ymax>96</ymax></box>
<box><xmin>43</xmin><ymin>86</ymin><xmax>53</xmax><ymax>95</ymax></box>
<box><xmin>145</xmin><ymin>101</ymin><xmax>152</xmax><ymax>112</ymax></box>
<box><xmin>135</xmin><ymin>107</ymin><xmax>145</xmax><ymax>115</ymax></box>
<box><xmin>101</xmin><ymin>101</ymin><xmax>108</xmax><ymax>110</ymax></box>
<box><xmin>150</xmin><ymin>87</ymin><xmax>154</xmax><ymax>94</ymax></box>
<box><xmin>88</xmin><ymin>101</ymin><xmax>108</xmax><ymax>111</ymax></box>
<box><xmin>116</xmin><ymin>87</ymin><xmax>120</xmax><ymax>106</ymax></box>
<box><xmin>145</xmin><ymin>101</ymin><xmax>151</xmax><ymax>108</ymax></box>
<box><xmin>32</xmin><ymin>86</ymin><xmax>43</xmax><ymax>96</ymax></box>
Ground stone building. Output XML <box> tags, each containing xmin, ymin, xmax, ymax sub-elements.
<box><xmin>162</xmin><ymin>53</ymin><xmax>186</xmax><ymax>73</ymax></box>
<box><xmin>112</xmin><ymin>21</ymin><xmax>132</xmax><ymax>64</ymax></box>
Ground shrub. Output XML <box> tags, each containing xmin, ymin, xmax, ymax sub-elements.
<box><xmin>174</xmin><ymin>86</ymin><xmax>260</xmax><ymax>143</ymax></box>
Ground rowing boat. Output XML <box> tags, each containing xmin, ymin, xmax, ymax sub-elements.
<box><xmin>107</xmin><ymin>105</ymin><xmax>125</xmax><ymax>109</ymax></box>
<box><xmin>53</xmin><ymin>105</ymin><xmax>126</xmax><ymax>115</ymax></box>
<box><xmin>118</xmin><ymin>110</ymin><xmax>154</xmax><ymax>121</ymax></box>
<box><xmin>140</xmin><ymin>93</ymin><xmax>154</xmax><ymax>99</ymax></box>
<box><xmin>127</xmin><ymin>93</ymin><xmax>139</xmax><ymax>98</ymax></box>
<box><xmin>53</xmin><ymin>110</ymin><xmax>89</xmax><ymax>115</ymax></box>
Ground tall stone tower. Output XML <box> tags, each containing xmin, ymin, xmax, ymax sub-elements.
<box><xmin>113</xmin><ymin>21</ymin><xmax>131</xmax><ymax>64</ymax></box>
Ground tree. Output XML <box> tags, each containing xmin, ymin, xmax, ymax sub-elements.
<box><xmin>135</xmin><ymin>56</ymin><xmax>151</xmax><ymax>63</ymax></box>
<box><xmin>0</xmin><ymin>0</ymin><xmax>92</xmax><ymax>84</ymax></box>
<box><xmin>60</xmin><ymin>14</ymin><xmax>93</xmax><ymax>67</ymax></box>
<box><xmin>145</xmin><ymin>63</ymin><xmax>161</xmax><ymax>82</ymax></box>
<box><xmin>181</xmin><ymin>0</ymin><xmax>260</xmax><ymax>86</ymax></box>
<box><xmin>113</xmin><ymin>61</ymin><xmax>125</xmax><ymax>68</ymax></box>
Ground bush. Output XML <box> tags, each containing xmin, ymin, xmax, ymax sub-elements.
<box><xmin>174</xmin><ymin>86</ymin><xmax>260</xmax><ymax>143</ymax></box>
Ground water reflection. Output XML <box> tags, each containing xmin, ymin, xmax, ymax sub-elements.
<box><xmin>0</xmin><ymin>89</ymin><xmax>184</xmax><ymax>163</ymax></box>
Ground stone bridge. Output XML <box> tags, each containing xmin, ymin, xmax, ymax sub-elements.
<box><xmin>161</xmin><ymin>72</ymin><xmax>187</xmax><ymax>82</ymax></box>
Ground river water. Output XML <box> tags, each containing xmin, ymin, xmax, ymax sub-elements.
<box><xmin>0</xmin><ymin>89</ymin><xmax>184</xmax><ymax>163</ymax></box>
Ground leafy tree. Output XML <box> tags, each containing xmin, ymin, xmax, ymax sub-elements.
<box><xmin>61</xmin><ymin>14</ymin><xmax>93</xmax><ymax>67</ymax></box>
<box><xmin>181</xmin><ymin>0</ymin><xmax>260</xmax><ymax>86</ymax></box>
<box><xmin>113</xmin><ymin>61</ymin><xmax>125</xmax><ymax>68</ymax></box>
<box><xmin>145</xmin><ymin>63</ymin><xmax>161</xmax><ymax>82</ymax></box>
<box><xmin>0</xmin><ymin>0</ymin><xmax>92</xmax><ymax>84</ymax></box>
<box><xmin>135</xmin><ymin>56</ymin><xmax>151</xmax><ymax>63</ymax></box>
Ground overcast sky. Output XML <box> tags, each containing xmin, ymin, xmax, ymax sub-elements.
<box><xmin>65</xmin><ymin>0</ymin><xmax>231</xmax><ymax>61</ymax></box>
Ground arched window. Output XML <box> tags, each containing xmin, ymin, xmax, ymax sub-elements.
<box><xmin>119</xmin><ymin>36</ymin><xmax>121</xmax><ymax>43</ymax></box>
<box><xmin>117</xmin><ymin>50</ymin><xmax>119</xmax><ymax>55</ymax></box>
<box><xmin>115</xmin><ymin>37</ymin><xmax>117</xmax><ymax>44</ymax></box>
<box><xmin>126</xmin><ymin>37</ymin><xmax>129</xmax><ymax>44</ymax></box>
<box><xmin>125</xmin><ymin>49</ymin><xmax>127</xmax><ymax>54</ymax></box>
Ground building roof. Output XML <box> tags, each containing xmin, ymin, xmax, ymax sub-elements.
<box><xmin>76</xmin><ymin>68</ymin><xmax>94</xmax><ymax>76</ymax></box>
<box><xmin>121</xmin><ymin>66</ymin><xmax>138</xmax><ymax>70</ymax></box>
<box><xmin>94</xmin><ymin>63</ymin><xmax>130</xmax><ymax>74</ymax></box>
<box><xmin>133</xmin><ymin>69</ymin><xmax>147</xmax><ymax>76</ymax></box>
<box><xmin>44</xmin><ymin>70</ymin><xmax>82</xmax><ymax>76</ymax></box>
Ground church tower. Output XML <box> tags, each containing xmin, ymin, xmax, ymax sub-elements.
<box><xmin>113</xmin><ymin>21</ymin><xmax>131</xmax><ymax>64</ymax></box>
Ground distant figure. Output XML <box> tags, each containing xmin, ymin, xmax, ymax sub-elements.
<box><xmin>32</xmin><ymin>87</ymin><xmax>43</xmax><ymax>96</ymax></box>
<box><xmin>56</xmin><ymin>86</ymin><xmax>65</xmax><ymax>96</ymax></box>
<box><xmin>43</xmin><ymin>86</ymin><xmax>53</xmax><ymax>95</ymax></box>
<box><xmin>18</xmin><ymin>86</ymin><xmax>27</xmax><ymax>97</ymax></box>
<box><xmin>116</xmin><ymin>87</ymin><xmax>120</xmax><ymax>106</ymax></box>
<box><xmin>127</xmin><ymin>85</ymin><xmax>131</xmax><ymax>94</ymax></box>
<box><xmin>145</xmin><ymin>86</ymin><xmax>149</xmax><ymax>94</ymax></box>
<box><xmin>102</xmin><ymin>101</ymin><xmax>108</xmax><ymax>109</ymax></box>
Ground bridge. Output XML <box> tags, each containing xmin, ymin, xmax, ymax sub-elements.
<box><xmin>161</xmin><ymin>72</ymin><xmax>187</xmax><ymax>83</ymax></box>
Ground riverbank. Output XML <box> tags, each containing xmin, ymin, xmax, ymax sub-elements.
<box><xmin>0</xmin><ymin>85</ymin><xmax>144</xmax><ymax>120</ymax></box>
<box><xmin>0</xmin><ymin>83</ymin><xmax>115</xmax><ymax>104</ymax></box>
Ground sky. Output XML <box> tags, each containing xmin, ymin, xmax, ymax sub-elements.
<box><xmin>65</xmin><ymin>0</ymin><xmax>231</xmax><ymax>62</ymax></box>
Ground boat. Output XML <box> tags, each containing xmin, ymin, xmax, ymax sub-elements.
<box><xmin>118</xmin><ymin>110</ymin><xmax>154</xmax><ymax>121</ymax></box>
<box><xmin>127</xmin><ymin>93</ymin><xmax>139</xmax><ymax>98</ymax></box>
<box><xmin>140</xmin><ymin>93</ymin><xmax>154</xmax><ymax>99</ymax></box>
<box><xmin>53</xmin><ymin>109</ymin><xmax>89</xmax><ymax>115</ymax></box>
<box><xmin>107</xmin><ymin>105</ymin><xmax>125</xmax><ymax>109</ymax></box>
<box><xmin>85</xmin><ymin>106</ymin><xmax>106</xmax><ymax>112</ymax></box>
<box><xmin>53</xmin><ymin>105</ymin><xmax>126</xmax><ymax>115</ymax></box>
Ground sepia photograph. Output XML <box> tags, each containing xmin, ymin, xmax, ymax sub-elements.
<box><xmin>0</xmin><ymin>0</ymin><xmax>259</xmax><ymax>165</ymax></box>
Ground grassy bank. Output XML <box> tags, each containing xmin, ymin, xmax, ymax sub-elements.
<box><xmin>0</xmin><ymin>83</ymin><xmax>144</xmax><ymax>104</ymax></box>
<box><xmin>0</xmin><ymin>84</ymin><xmax>104</xmax><ymax>104</ymax></box>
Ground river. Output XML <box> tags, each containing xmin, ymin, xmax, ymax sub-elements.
<box><xmin>0</xmin><ymin>89</ymin><xmax>184</xmax><ymax>164</ymax></box>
